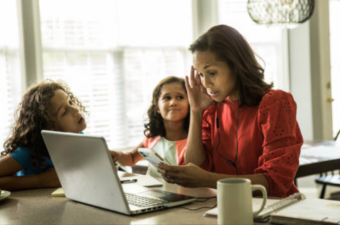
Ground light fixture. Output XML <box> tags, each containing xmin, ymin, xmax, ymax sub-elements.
<box><xmin>247</xmin><ymin>0</ymin><xmax>315</xmax><ymax>28</ymax></box>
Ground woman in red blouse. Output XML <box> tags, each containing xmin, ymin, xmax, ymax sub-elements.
<box><xmin>157</xmin><ymin>25</ymin><xmax>303</xmax><ymax>197</ymax></box>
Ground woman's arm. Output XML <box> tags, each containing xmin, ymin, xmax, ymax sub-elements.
<box><xmin>158</xmin><ymin>163</ymin><xmax>269</xmax><ymax>193</ymax></box>
<box><xmin>0</xmin><ymin>155</ymin><xmax>60</xmax><ymax>191</ymax></box>
<box><xmin>110</xmin><ymin>141</ymin><xmax>144</xmax><ymax>166</ymax></box>
<box><xmin>184</xmin><ymin>111</ymin><xmax>207</xmax><ymax>165</ymax></box>
<box><xmin>184</xmin><ymin>67</ymin><xmax>213</xmax><ymax>165</ymax></box>
<box><xmin>255</xmin><ymin>90</ymin><xmax>302</xmax><ymax>197</ymax></box>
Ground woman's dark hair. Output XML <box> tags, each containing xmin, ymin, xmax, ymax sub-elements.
<box><xmin>144</xmin><ymin>76</ymin><xmax>190</xmax><ymax>138</ymax></box>
<box><xmin>1</xmin><ymin>79</ymin><xmax>87</xmax><ymax>168</ymax></box>
<box><xmin>189</xmin><ymin>24</ymin><xmax>273</xmax><ymax>107</ymax></box>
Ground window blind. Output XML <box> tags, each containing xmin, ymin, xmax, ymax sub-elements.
<box><xmin>218</xmin><ymin>0</ymin><xmax>285</xmax><ymax>90</ymax></box>
<box><xmin>39</xmin><ymin>0</ymin><xmax>192</xmax><ymax>149</ymax></box>
<box><xmin>0</xmin><ymin>0</ymin><xmax>22</xmax><ymax>147</ymax></box>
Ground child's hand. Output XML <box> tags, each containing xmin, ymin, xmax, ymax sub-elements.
<box><xmin>109</xmin><ymin>150</ymin><xmax>121</xmax><ymax>162</ymax></box>
<box><xmin>38</xmin><ymin>168</ymin><xmax>61</xmax><ymax>188</ymax></box>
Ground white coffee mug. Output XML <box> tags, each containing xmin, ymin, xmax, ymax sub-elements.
<box><xmin>217</xmin><ymin>178</ymin><xmax>267</xmax><ymax>225</ymax></box>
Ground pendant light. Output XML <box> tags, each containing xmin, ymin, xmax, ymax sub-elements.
<box><xmin>247</xmin><ymin>0</ymin><xmax>315</xmax><ymax>28</ymax></box>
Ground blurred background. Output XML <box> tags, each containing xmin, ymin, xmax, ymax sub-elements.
<box><xmin>0</xmin><ymin>0</ymin><xmax>339</xmax><ymax>198</ymax></box>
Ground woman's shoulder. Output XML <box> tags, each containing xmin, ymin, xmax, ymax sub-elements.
<box><xmin>203</xmin><ymin>103</ymin><xmax>217</xmax><ymax>118</ymax></box>
<box><xmin>260</xmin><ymin>89</ymin><xmax>295</xmax><ymax>107</ymax></box>
<box><xmin>206</xmin><ymin>103</ymin><xmax>217</xmax><ymax>113</ymax></box>
<box><xmin>201</xmin><ymin>104</ymin><xmax>216</xmax><ymax>126</ymax></box>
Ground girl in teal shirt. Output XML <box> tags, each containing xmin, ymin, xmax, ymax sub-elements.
<box><xmin>0</xmin><ymin>80</ymin><xmax>87</xmax><ymax>191</ymax></box>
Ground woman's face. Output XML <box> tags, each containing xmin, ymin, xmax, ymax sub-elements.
<box><xmin>157</xmin><ymin>83</ymin><xmax>189</xmax><ymax>123</ymax></box>
<box><xmin>193</xmin><ymin>51</ymin><xmax>238</xmax><ymax>102</ymax></box>
<box><xmin>50</xmin><ymin>89</ymin><xmax>87</xmax><ymax>133</ymax></box>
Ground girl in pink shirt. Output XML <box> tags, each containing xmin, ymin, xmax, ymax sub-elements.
<box><xmin>110</xmin><ymin>76</ymin><xmax>190</xmax><ymax>178</ymax></box>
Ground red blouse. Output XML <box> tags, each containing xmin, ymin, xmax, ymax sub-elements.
<box><xmin>201</xmin><ymin>89</ymin><xmax>303</xmax><ymax>197</ymax></box>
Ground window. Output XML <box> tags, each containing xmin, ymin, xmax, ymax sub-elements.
<box><xmin>218</xmin><ymin>0</ymin><xmax>287</xmax><ymax>90</ymax></box>
<box><xmin>39</xmin><ymin>0</ymin><xmax>192</xmax><ymax>149</ymax></box>
<box><xmin>329</xmin><ymin>0</ymin><xmax>340</xmax><ymax>137</ymax></box>
<box><xmin>0</xmin><ymin>0</ymin><xmax>23</xmax><ymax>146</ymax></box>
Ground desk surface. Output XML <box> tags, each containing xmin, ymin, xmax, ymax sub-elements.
<box><xmin>3</xmin><ymin>142</ymin><xmax>338</xmax><ymax>224</ymax></box>
<box><xmin>0</xmin><ymin>179</ymin><xmax>270</xmax><ymax>225</ymax></box>
<box><xmin>296</xmin><ymin>140</ymin><xmax>340</xmax><ymax>178</ymax></box>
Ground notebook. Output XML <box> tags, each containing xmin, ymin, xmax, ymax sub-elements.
<box><xmin>270</xmin><ymin>194</ymin><xmax>340</xmax><ymax>225</ymax></box>
<box><xmin>42</xmin><ymin>130</ymin><xmax>195</xmax><ymax>215</ymax></box>
<box><xmin>205</xmin><ymin>193</ymin><xmax>340</xmax><ymax>224</ymax></box>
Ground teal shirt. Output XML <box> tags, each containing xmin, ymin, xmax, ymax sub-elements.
<box><xmin>10</xmin><ymin>147</ymin><xmax>54</xmax><ymax>176</ymax></box>
<box><xmin>9</xmin><ymin>131</ymin><xmax>84</xmax><ymax>176</ymax></box>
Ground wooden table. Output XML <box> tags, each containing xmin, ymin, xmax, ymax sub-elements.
<box><xmin>131</xmin><ymin>141</ymin><xmax>340</xmax><ymax>186</ymax></box>
<box><xmin>296</xmin><ymin>140</ymin><xmax>340</xmax><ymax>178</ymax></box>
<box><xmin>132</xmin><ymin>140</ymin><xmax>340</xmax><ymax>183</ymax></box>
<box><xmin>0</xmin><ymin>177</ymin><xmax>272</xmax><ymax>225</ymax></box>
<box><xmin>4</xmin><ymin>141</ymin><xmax>338</xmax><ymax>225</ymax></box>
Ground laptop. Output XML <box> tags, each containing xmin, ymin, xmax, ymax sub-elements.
<box><xmin>41</xmin><ymin>130</ymin><xmax>195</xmax><ymax>215</ymax></box>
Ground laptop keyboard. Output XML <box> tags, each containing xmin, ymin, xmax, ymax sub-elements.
<box><xmin>125</xmin><ymin>193</ymin><xmax>168</xmax><ymax>208</ymax></box>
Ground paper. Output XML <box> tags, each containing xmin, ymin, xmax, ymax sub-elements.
<box><xmin>51</xmin><ymin>188</ymin><xmax>65</xmax><ymax>197</ymax></box>
<box><xmin>300</xmin><ymin>146</ymin><xmax>340</xmax><ymax>158</ymax></box>
<box><xmin>0</xmin><ymin>190</ymin><xmax>11</xmax><ymax>201</ymax></box>
<box><xmin>271</xmin><ymin>198</ymin><xmax>340</xmax><ymax>224</ymax></box>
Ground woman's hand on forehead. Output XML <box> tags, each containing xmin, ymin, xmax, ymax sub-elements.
<box><xmin>184</xmin><ymin>66</ymin><xmax>213</xmax><ymax>113</ymax></box>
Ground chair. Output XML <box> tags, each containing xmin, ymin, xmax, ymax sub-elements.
<box><xmin>314</xmin><ymin>129</ymin><xmax>340</xmax><ymax>199</ymax></box>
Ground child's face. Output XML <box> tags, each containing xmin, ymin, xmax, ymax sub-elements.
<box><xmin>50</xmin><ymin>89</ymin><xmax>87</xmax><ymax>133</ymax></box>
<box><xmin>157</xmin><ymin>83</ymin><xmax>189</xmax><ymax>123</ymax></box>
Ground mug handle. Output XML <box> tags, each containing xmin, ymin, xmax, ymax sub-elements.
<box><xmin>251</xmin><ymin>185</ymin><xmax>267</xmax><ymax>217</ymax></box>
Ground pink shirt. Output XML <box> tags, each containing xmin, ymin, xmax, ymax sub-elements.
<box><xmin>143</xmin><ymin>136</ymin><xmax>187</xmax><ymax>178</ymax></box>
<box><xmin>201</xmin><ymin>89</ymin><xmax>303</xmax><ymax>197</ymax></box>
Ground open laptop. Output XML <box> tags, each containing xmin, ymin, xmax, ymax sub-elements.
<box><xmin>41</xmin><ymin>130</ymin><xmax>195</xmax><ymax>215</ymax></box>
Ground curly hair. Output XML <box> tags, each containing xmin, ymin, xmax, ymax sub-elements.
<box><xmin>1</xmin><ymin>79</ymin><xmax>87</xmax><ymax>168</ymax></box>
<box><xmin>189</xmin><ymin>24</ymin><xmax>273</xmax><ymax>107</ymax></box>
<box><xmin>144</xmin><ymin>76</ymin><xmax>190</xmax><ymax>138</ymax></box>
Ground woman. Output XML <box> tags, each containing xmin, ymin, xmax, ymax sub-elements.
<box><xmin>157</xmin><ymin>25</ymin><xmax>303</xmax><ymax>197</ymax></box>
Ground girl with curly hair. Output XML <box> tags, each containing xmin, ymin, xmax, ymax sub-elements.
<box><xmin>110</xmin><ymin>76</ymin><xmax>190</xmax><ymax>178</ymax></box>
<box><xmin>0</xmin><ymin>80</ymin><xmax>87</xmax><ymax>191</ymax></box>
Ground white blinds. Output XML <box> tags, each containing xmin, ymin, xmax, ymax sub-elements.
<box><xmin>329</xmin><ymin>0</ymin><xmax>340</xmax><ymax>137</ymax></box>
<box><xmin>39</xmin><ymin>0</ymin><xmax>192</xmax><ymax>149</ymax></box>
<box><xmin>218</xmin><ymin>0</ymin><xmax>285</xmax><ymax>90</ymax></box>
<box><xmin>0</xmin><ymin>0</ymin><xmax>22</xmax><ymax>147</ymax></box>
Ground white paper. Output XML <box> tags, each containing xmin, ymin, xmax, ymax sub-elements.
<box><xmin>272</xmin><ymin>198</ymin><xmax>340</xmax><ymax>223</ymax></box>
